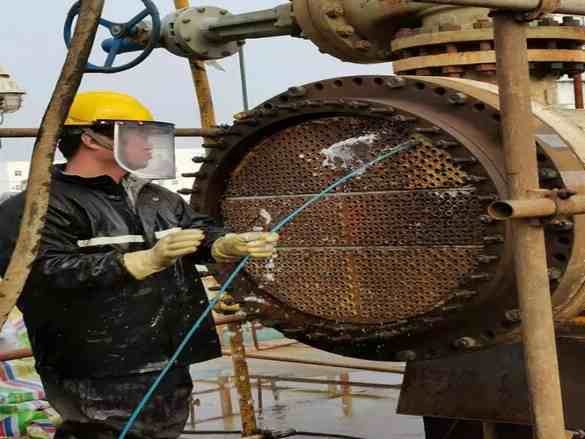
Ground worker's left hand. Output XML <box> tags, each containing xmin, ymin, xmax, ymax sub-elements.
<box><xmin>212</xmin><ymin>232</ymin><xmax>279</xmax><ymax>262</ymax></box>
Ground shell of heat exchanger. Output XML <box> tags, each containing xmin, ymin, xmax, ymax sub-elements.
<box><xmin>190</xmin><ymin>75</ymin><xmax>585</xmax><ymax>362</ymax></box>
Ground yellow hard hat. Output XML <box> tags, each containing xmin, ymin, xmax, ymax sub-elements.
<box><xmin>65</xmin><ymin>91</ymin><xmax>154</xmax><ymax>126</ymax></box>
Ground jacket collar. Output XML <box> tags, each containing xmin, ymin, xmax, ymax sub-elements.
<box><xmin>53</xmin><ymin>164</ymin><xmax>151</xmax><ymax>198</ymax></box>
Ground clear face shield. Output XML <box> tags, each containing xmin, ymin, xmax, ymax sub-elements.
<box><xmin>113</xmin><ymin>121</ymin><xmax>176</xmax><ymax>180</ymax></box>
<box><xmin>86</xmin><ymin>120</ymin><xmax>176</xmax><ymax>180</ymax></box>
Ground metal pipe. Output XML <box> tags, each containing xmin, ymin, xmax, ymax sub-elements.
<box><xmin>574</xmin><ymin>73</ymin><xmax>584</xmax><ymax>110</ymax></box>
<box><xmin>248</xmin><ymin>375</ymin><xmax>402</xmax><ymax>390</ymax></box>
<box><xmin>0</xmin><ymin>0</ymin><xmax>104</xmax><ymax>329</ymax></box>
<box><xmin>173</xmin><ymin>0</ymin><xmax>218</xmax><ymax>143</ymax></box>
<box><xmin>226</xmin><ymin>352</ymin><xmax>405</xmax><ymax>375</ymax></box>
<box><xmin>227</xmin><ymin>323</ymin><xmax>259</xmax><ymax>437</ymax></box>
<box><xmin>493</xmin><ymin>12</ymin><xmax>566</xmax><ymax>439</ymax></box>
<box><xmin>205</xmin><ymin>5</ymin><xmax>298</xmax><ymax>42</ymax></box>
<box><xmin>488</xmin><ymin>199</ymin><xmax>556</xmax><ymax>220</ymax></box>
<box><xmin>489</xmin><ymin>196</ymin><xmax>585</xmax><ymax>220</ymax></box>
<box><xmin>412</xmin><ymin>0</ymin><xmax>585</xmax><ymax>15</ymax></box>
<box><xmin>238</xmin><ymin>48</ymin><xmax>250</xmax><ymax>112</ymax></box>
<box><xmin>0</xmin><ymin>127</ymin><xmax>222</xmax><ymax>138</ymax></box>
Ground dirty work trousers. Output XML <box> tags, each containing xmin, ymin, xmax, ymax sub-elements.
<box><xmin>40</xmin><ymin>367</ymin><xmax>193</xmax><ymax>439</ymax></box>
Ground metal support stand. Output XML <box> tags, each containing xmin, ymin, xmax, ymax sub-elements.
<box><xmin>228</xmin><ymin>323</ymin><xmax>261</xmax><ymax>438</ymax></box>
<box><xmin>573</xmin><ymin>73</ymin><xmax>584</xmax><ymax>110</ymax></box>
<box><xmin>492</xmin><ymin>12</ymin><xmax>566</xmax><ymax>439</ymax></box>
<box><xmin>483</xmin><ymin>423</ymin><xmax>498</xmax><ymax>439</ymax></box>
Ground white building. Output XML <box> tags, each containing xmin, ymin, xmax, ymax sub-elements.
<box><xmin>557</xmin><ymin>76</ymin><xmax>585</xmax><ymax>109</ymax></box>
<box><xmin>153</xmin><ymin>147</ymin><xmax>204</xmax><ymax>200</ymax></box>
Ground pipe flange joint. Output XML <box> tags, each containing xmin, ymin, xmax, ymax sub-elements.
<box><xmin>161</xmin><ymin>6</ymin><xmax>239</xmax><ymax>60</ymax></box>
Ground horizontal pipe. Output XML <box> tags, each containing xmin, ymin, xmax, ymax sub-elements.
<box><xmin>249</xmin><ymin>374</ymin><xmax>401</xmax><ymax>390</ymax></box>
<box><xmin>489</xmin><ymin>198</ymin><xmax>557</xmax><ymax>220</ymax></box>
<box><xmin>489</xmin><ymin>195</ymin><xmax>585</xmax><ymax>220</ymax></box>
<box><xmin>413</xmin><ymin>0</ymin><xmax>585</xmax><ymax>15</ymax></box>
<box><xmin>0</xmin><ymin>127</ymin><xmax>223</xmax><ymax>139</ymax></box>
<box><xmin>223</xmin><ymin>351</ymin><xmax>405</xmax><ymax>374</ymax></box>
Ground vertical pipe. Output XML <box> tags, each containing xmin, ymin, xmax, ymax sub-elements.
<box><xmin>250</xmin><ymin>322</ymin><xmax>260</xmax><ymax>351</ymax></box>
<box><xmin>340</xmin><ymin>372</ymin><xmax>352</xmax><ymax>417</ymax></box>
<box><xmin>0</xmin><ymin>0</ymin><xmax>104</xmax><ymax>328</ymax></box>
<box><xmin>482</xmin><ymin>422</ymin><xmax>498</xmax><ymax>439</ymax></box>
<box><xmin>218</xmin><ymin>375</ymin><xmax>234</xmax><ymax>419</ymax></box>
<box><xmin>573</xmin><ymin>73</ymin><xmax>584</xmax><ymax>109</ymax></box>
<box><xmin>239</xmin><ymin>47</ymin><xmax>250</xmax><ymax>112</ymax></box>
<box><xmin>173</xmin><ymin>0</ymin><xmax>217</xmax><ymax>132</ymax></box>
<box><xmin>228</xmin><ymin>323</ymin><xmax>259</xmax><ymax>437</ymax></box>
<box><xmin>493</xmin><ymin>12</ymin><xmax>566</xmax><ymax>439</ymax></box>
<box><xmin>256</xmin><ymin>378</ymin><xmax>263</xmax><ymax>414</ymax></box>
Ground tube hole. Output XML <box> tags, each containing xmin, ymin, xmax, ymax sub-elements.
<box><xmin>488</xmin><ymin>201</ymin><xmax>513</xmax><ymax>220</ymax></box>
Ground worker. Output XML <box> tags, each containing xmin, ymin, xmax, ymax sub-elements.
<box><xmin>0</xmin><ymin>91</ymin><xmax>278</xmax><ymax>439</ymax></box>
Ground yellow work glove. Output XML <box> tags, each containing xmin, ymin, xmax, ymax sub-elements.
<box><xmin>212</xmin><ymin>232</ymin><xmax>279</xmax><ymax>262</ymax></box>
<box><xmin>123</xmin><ymin>229</ymin><xmax>205</xmax><ymax>280</ymax></box>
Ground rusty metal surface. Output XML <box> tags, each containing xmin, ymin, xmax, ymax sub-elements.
<box><xmin>245</xmin><ymin>247</ymin><xmax>482</xmax><ymax>323</ymax></box>
<box><xmin>227</xmin><ymin>323</ymin><xmax>259</xmax><ymax>436</ymax></box>
<box><xmin>493</xmin><ymin>13</ymin><xmax>566</xmax><ymax>437</ymax></box>
<box><xmin>291</xmin><ymin>0</ymin><xmax>430</xmax><ymax>63</ymax></box>
<box><xmin>398</xmin><ymin>338</ymin><xmax>585</xmax><ymax>431</ymax></box>
<box><xmin>191</xmin><ymin>75</ymin><xmax>585</xmax><ymax>362</ymax></box>
<box><xmin>391</xmin><ymin>18</ymin><xmax>585</xmax><ymax>79</ymax></box>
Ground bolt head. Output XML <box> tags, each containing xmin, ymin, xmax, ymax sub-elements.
<box><xmin>385</xmin><ymin>77</ymin><xmax>406</xmax><ymax>89</ymax></box>
<box><xmin>355</xmin><ymin>40</ymin><xmax>372</xmax><ymax>51</ymax></box>
<box><xmin>453</xmin><ymin>337</ymin><xmax>476</xmax><ymax>349</ymax></box>
<box><xmin>324</xmin><ymin>5</ymin><xmax>344</xmax><ymax>18</ymax></box>
<box><xmin>110</xmin><ymin>24</ymin><xmax>123</xmax><ymax>37</ymax></box>
<box><xmin>448</xmin><ymin>92</ymin><xmax>468</xmax><ymax>105</ymax></box>
<box><xmin>336</xmin><ymin>25</ymin><xmax>354</xmax><ymax>38</ymax></box>
<box><xmin>505</xmin><ymin>309</ymin><xmax>521</xmax><ymax>323</ymax></box>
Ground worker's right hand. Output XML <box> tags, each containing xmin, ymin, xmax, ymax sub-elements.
<box><xmin>123</xmin><ymin>229</ymin><xmax>205</xmax><ymax>280</ymax></box>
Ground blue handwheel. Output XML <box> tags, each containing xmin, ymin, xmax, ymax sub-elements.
<box><xmin>64</xmin><ymin>0</ymin><xmax>161</xmax><ymax>74</ymax></box>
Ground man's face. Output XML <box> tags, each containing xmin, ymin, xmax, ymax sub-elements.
<box><xmin>119</xmin><ymin>128</ymin><xmax>153</xmax><ymax>170</ymax></box>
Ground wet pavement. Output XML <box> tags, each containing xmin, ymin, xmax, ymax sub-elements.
<box><xmin>186</xmin><ymin>343</ymin><xmax>424</xmax><ymax>439</ymax></box>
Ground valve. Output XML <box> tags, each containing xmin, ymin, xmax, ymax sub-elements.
<box><xmin>64</xmin><ymin>0</ymin><xmax>161</xmax><ymax>74</ymax></box>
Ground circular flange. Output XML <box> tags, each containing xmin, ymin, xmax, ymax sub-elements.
<box><xmin>391</xmin><ymin>19</ymin><xmax>585</xmax><ymax>77</ymax></box>
<box><xmin>190</xmin><ymin>76</ymin><xmax>582</xmax><ymax>362</ymax></box>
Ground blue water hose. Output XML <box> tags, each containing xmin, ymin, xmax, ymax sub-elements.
<box><xmin>118</xmin><ymin>139</ymin><xmax>418</xmax><ymax>439</ymax></box>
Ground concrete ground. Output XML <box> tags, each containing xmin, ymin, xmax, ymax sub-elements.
<box><xmin>187</xmin><ymin>343</ymin><xmax>424</xmax><ymax>439</ymax></box>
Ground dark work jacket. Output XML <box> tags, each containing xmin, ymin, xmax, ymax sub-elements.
<box><xmin>0</xmin><ymin>166</ymin><xmax>223</xmax><ymax>378</ymax></box>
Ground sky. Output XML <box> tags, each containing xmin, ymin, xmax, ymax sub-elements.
<box><xmin>0</xmin><ymin>0</ymin><xmax>392</xmax><ymax>176</ymax></box>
